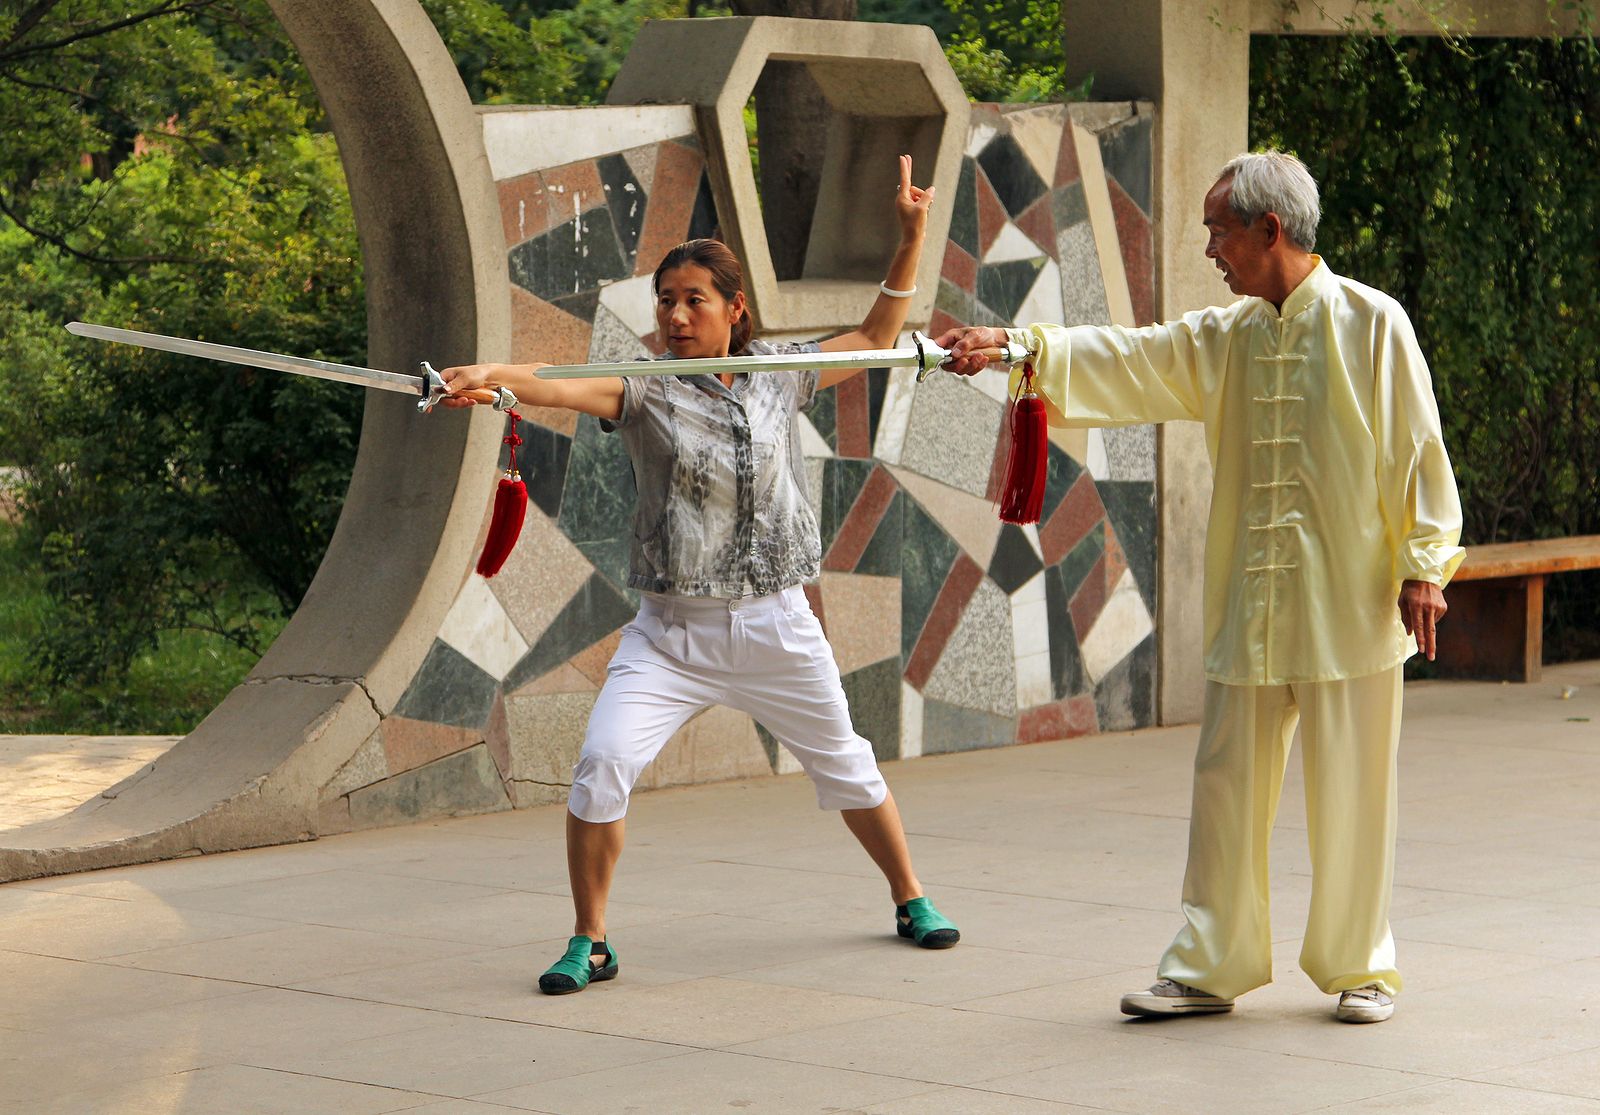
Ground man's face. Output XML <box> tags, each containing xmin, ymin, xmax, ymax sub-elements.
<box><xmin>1203</xmin><ymin>178</ymin><xmax>1271</xmax><ymax>297</ymax></box>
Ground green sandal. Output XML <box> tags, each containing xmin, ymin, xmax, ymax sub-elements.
<box><xmin>896</xmin><ymin>896</ymin><xmax>960</xmax><ymax>949</ymax></box>
<box><xmin>538</xmin><ymin>935</ymin><xmax>618</xmax><ymax>995</ymax></box>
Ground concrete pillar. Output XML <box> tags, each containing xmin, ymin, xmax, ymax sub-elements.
<box><xmin>1061</xmin><ymin>0</ymin><xmax>1252</xmax><ymax>724</ymax></box>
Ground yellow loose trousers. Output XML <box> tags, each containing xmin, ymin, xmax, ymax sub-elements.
<box><xmin>1156</xmin><ymin>665</ymin><xmax>1404</xmax><ymax>1000</ymax></box>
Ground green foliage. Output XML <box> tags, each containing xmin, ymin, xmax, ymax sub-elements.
<box><xmin>1252</xmin><ymin>32</ymin><xmax>1600</xmax><ymax>657</ymax></box>
<box><xmin>934</xmin><ymin>0</ymin><xmax>1078</xmax><ymax>103</ymax></box>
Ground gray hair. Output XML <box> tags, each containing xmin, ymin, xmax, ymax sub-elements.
<box><xmin>1218</xmin><ymin>151</ymin><xmax>1320</xmax><ymax>251</ymax></box>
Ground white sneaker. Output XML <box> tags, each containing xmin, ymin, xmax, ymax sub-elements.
<box><xmin>1120</xmin><ymin>978</ymin><xmax>1235</xmax><ymax>1017</ymax></box>
<box><xmin>1336</xmin><ymin>984</ymin><xmax>1395</xmax><ymax>1023</ymax></box>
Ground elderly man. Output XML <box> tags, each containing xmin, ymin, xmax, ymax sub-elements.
<box><xmin>939</xmin><ymin>151</ymin><xmax>1463</xmax><ymax>1024</ymax></box>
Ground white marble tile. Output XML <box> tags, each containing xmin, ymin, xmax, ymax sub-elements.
<box><xmin>1014</xmin><ymin>258</ymin><xmax>1065</xmax><ymax>331</ymax></box>
<box><xmin>1009</xmin><ymin>571</ymin><xmax>1050</xmax><ymax>659</ymax></box>
<box><xmin>438</xmin><ymin>575</ymin><xmax>529</xmax><ymax>682</ymax></box>
<box><xmin>872</xmin><ymin>366</ymin><xmax>919</xmax><ymax>465</ymax></box>
<box><xmin>1080</xmin><ymin>567</ymin><xmax>1154</xmax><ymax>684</ymax></box>
<box><xmin>1085</xmin><ymin>426</ymin><xmax>1109</xmax><ymax>479</ymax></box>
<box><xmin>798</xmin><ymin>412</ymin><xmax>834</xmax><ymax>459</ymax></box>
<box><xmin>1002</xmin><ymin>103</ymin><xmax>1069</xmax><ymax>186</ymax></box>
<box><xmin>900</xmin><ymin>681</ymin><xmax>924</xmax><ymax>759</ymax></box>
<box><xmin>596</xmin><ymin>272</ymin><xmax>657</xmax><ymax>338</ymax></box>
<box><xmin>481</xmin><ymin>105</ymin><xmax>695</xmax><ymax>181</ymax></box>
<box><xmin>984</xmin><ymin>221</ymin><xmax>1045</xmax><ymax>264</ymax></box>
<box><xmin>965</xmin><ymin>120</ymin><xmax>999</xmax><ymax>158</ymax></box>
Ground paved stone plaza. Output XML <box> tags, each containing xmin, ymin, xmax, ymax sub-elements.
<box><xmin>1</xmin><ymin>662</ymin><xmax>1597</xmax><ymax>1113</ymax></box>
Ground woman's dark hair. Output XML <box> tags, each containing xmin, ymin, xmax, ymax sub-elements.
<box><xmin>653</xmin><ymin>238</ymin><xmax>753</xmax><ymax>355</ymax></box>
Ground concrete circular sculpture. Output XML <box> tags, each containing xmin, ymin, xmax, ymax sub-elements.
<box><xmin>0</xmin><ymin>0</ymin><xmax>510</xmax><ymax>880</ymax></box>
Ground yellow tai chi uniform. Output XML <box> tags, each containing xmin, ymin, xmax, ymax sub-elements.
<box><xmin>1012</xmin><ymin>259</ymin><xmax>1463</xmax><ymax>998</ymax></box>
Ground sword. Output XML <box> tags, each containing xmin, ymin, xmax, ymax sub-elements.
<box><xmin>64</xmin><ymin>321</ymin><xmax>518</xmax><ymax>413</ymax></box>
<box><xmin>535</xmin><ymin>330</ymin><xmax>1028</xmax><ymax>384</ymax></box>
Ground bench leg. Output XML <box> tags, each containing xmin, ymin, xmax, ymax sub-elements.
<box><xmin>1433</xmin><ymin>575</ymin><xmax>1545</xmax><ymax>682</ymax></box>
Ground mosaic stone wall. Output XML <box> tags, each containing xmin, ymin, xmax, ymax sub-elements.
<box><xmin>320</xmin><ymin>101</ymin><xmax>1158</xmax><ymax>829</ymax></box>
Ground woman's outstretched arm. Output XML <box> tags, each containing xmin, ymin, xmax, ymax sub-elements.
<box><xmin>817</xmin><ymin>154</ymin><xmax>932</xmax><ymax>388</ymax></box>
<box><xmin>436</xmin><ymin>362</ymin><xmax>625</xmax><ymax>421</ymax></box>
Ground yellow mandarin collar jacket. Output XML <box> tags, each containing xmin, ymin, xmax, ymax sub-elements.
<box><xmin>1017</xmin><ymin>258</ymin><xmax>1465</xmax><ymax>685</ymax></box>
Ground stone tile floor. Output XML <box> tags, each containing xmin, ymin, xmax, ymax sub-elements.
<box><xmin>0</xmin><ymin>662</ymin><xmax>1596</xmax><ymax>1113</ymax></box>
<box><xmin>0</xmin><ymin>735</ymin><xmax>178</xmax><ymax>831</ymax></box>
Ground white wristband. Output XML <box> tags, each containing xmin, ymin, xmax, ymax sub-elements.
<box><xmin>878</xmin><ymin>281</ymin><xmax>916</xmax><ymax>299</ymax></box>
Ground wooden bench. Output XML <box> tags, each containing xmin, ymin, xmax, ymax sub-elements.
<box><xmin>1434</xmin><ymin>535</ymin><xmax>1600</xmax><ymax>682</ymax></box>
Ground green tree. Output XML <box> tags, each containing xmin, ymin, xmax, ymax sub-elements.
<box><xmin>1252</xmin><ymin>32</ymin><xmax>1600</xmax><ymax>656</ymax></box>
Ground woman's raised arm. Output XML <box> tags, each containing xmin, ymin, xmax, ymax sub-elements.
<box><xmin>817</xmin><ymin>154</ymin><xmax>933</xmax><ymax>388</ymax></box>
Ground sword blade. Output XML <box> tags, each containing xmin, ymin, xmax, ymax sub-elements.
<box><xmin>535</xmin><ymin>346</ymin><xmax>916</xmax><ymax>380</ymax></box>
<box><xmin>66</xmin><ymin>321</ymin><xmax>424</xmax><ymax>397</ymax></box>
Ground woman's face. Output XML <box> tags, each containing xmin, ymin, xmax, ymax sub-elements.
<box><xmin>655</xmin><ymin>263</ymin><xmax>744</xmax><ymax>359</ymax></box>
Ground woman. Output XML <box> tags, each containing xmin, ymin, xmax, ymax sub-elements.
<box><xmin>441</xmin><ymin>155</ymin><xmax>958</xmax><ymax>995</ymax></box>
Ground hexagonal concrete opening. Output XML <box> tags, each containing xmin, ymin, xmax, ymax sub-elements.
<box><xmin>608</xmin><ymin>16</ymin><xmax>969</xmax><ymax>333</ymax></box>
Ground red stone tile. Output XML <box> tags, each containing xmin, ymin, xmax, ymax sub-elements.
<box><xmin>1040</xmin><ymin>472</ymin><xmax>1104</xmax><ymax>565</ymax></box>
<box><xmin>834</xmin><ymin>373</ymin><xmax>871</xmax><ymax>458</ymax></box>
<box><xmin>1110</xmin><ymin>177</ymin><xmax>1155</xmax><ymax>325</ymax></box>
<box><xmin>823</xmin><ymin>466</ymin><xmax>897</xmax><ymax>572</ymax></box>
<box><xmin>1069</xmin><ymin>554</ymin><xmax>1110</xmax><ymax>642</ymax></box>
<box><xmin>1016</xmin><ymin>195</ymin><xmax>1058</xmax><ymax>261</ymax></box>
<box><xmin>511</xmin><ymin>285</ymin><xmax>591</xmax><ymax>368</ymax></box>
<box><xmin>976</xmin><ymin>167</ymin><xmax>1006</xmax><ymax>259</ymax></box>
<box><xmin>542</xmin><ymin>159</ymin><xmax>607</xmax><ymax>220</ymax></box>
<box><xmin>635</xmin><ymin>141</ymin><xmax>705</xmax><ymax>275</ymax></box>
<box><xmin>930</xmin><ymin>308</ymin><xmax>964</xmax><ymax>337</ymax></box>
<box><xmin>521</xmin><ymin>403</ymin><xmax>577</xmax><ymax>438</ymax></box>
<box><xmin>498</xmin><ymin>170</ymin><xmax>554</xmax><ymax>249</ymax></box>
<box><xmin>1103</xmin><ymin>525</ymin><xmax>1128</xmax><ymax>586</ymax></box>
<box><xmin>904</xmin><ymin>552</ymin><xmax>984</xmax><ymax>690</ymax></box>
<box><xmin>802</xmin><ymin>581</ymin><xmax>826</xmax><ymax>634</ymax></box>
<box><xmin>1055</xmin><ymin>126</ymin><xmax>1082</xmax><ymax>187</ymax></box>
<box><xmin>571</xmin><ymin>629</ymin><xmax>624</xmax><ymax>688</ymax></box>
<box><xmin>941</xmin><ymin>239</ymin><xmax>977</xmax><ymax>293</ymax></box>
<box><xmin>1016</xmin><ymin>695</ymin><xmax>1100</xmax><ymax>743</ymax></box>
<box><xmin>382</xmin><ymin>717</ymin><xmax>481</xmax><ymax>776</ymax></box>
<box><xmin>484</xmin><ymin>696</ymin><xmax>512</xmax><ymax>781</ymax></box>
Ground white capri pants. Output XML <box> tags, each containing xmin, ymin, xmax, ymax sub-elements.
<box><xmin>567</xmin><ymin>585</ymin><xmax>890</xmax><ymax>823</ymax></box>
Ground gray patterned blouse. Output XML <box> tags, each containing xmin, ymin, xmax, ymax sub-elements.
<box><xmin>602</xmin><ymin>339</ymin><xmax>824</xmax><ymax>598</ymax></box>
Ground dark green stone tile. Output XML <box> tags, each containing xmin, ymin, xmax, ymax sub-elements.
<box><xmin>1043</xmin><ymin>442</ymin><xmax>1083</xmax><ymax>522</ymax></box>
<box><xmin>866</xmin><ymin>367</ymin><xmax>890</xmax><ymax>448</ymax></box>
<box><xmin>1045</xmin><ymin>562</ymin><xmax>1089</xmax><ymax>701</ymax></box>
<box><xmin>551</xmin><ymin>290</ymin><xmax>600</xmax><ymax>324</ymax></box>
<box><xmin>519</xmin><ymin>423</ymin><xmax>571</xmax><ymax>519</ymax></box>
<box><xmin>754</xmin><ymin>721</ymin><xmax>781</xmax><ymax>771</ymax></box>
<box><xmin>1055</xmin><ymin>520</ymin><xmax>1105</xmax><ymax>601</ymax></box>
<box><xmin>508</xmin><ymin>211</ymin><xmax>629</xmax><ymax>303</ymax></box>
<box><xmin>853</xmin><ymin>491</ymin><xmax>903</xmax><ymax>578</ymax></box>
<box><xmin>559</xmin><ymin>414</ymin><xmax>637</xmax><ymax>547</ymax></box>
<box><xmin>921</xmin><ymin>697</ymin><xmax>1015</xmax><ymax>755</ymax></box>
<box><xmin>1099</xmin><ymin>116</ymin><xmax>1153</xmax><ymax>216</ymax></box>
<box><xmin>977</xmin><ymin>132</ymin><xmax>1046</xmax><ymax>217</ymax></box>
<box><xmin>1100</xmin><ymin>480</ymin><xmax>1157</xmax><ymax>613</ymax></box>
<box><xmin>818</xmin><ymin>458</ymin><xmax>874</xmax><ymax>556</ymax></box>
<box><xmin>899</xmin><ymin>496</ymin><xmax>960</xmax><ymax>660</ymax></box>
<box><xmin>842</xmin><ymin>657</ymin><xmax>902</xmax><ymax>764</ymax></box>
<box><xmin>576</xmin><ymin>538</ymin><xmax>631</xmax><ymax>596</ymax></box>
<box><xmin>1052</xmin><ymin>181</ymin><xmax>1088</xmax><ymax>230</ymax></box>
<box><xmin>989</xmin><ymin>523</ymin><xmax>1043</xmax><ymax>595</ymax></box>
<box><xmin>348</xmin><ymin>745</ymin><xmax>507</xmax><ymax>828</ymax></box>
<box><xmin>598</xmin><ymin>152</ymin><xmax>645</xmax><ymax>264</ymax></box>
<box><xmin>807</xmin><ymin>387</ymin><xmax>838</xmax><ymax>451</ymax></box>
<box><xmin>949</xmin><ymin>157</ymin><xmax>979</xmax><ymax>257</ymax></box>
<box><xmin>1094</xmin><ymin>633</ymin><xmax>1155</xmax><ymax>731</ymax></box>
<box><xmin>393</xmin><ymin>639</ymin><xmax>499</xmax><ymax>730</ymax></box>
<box><xmin>502</xmin><ymin>573</ymin><xmax>636</xmax><ymax>692</ymax></box>
<box><xmin>688</xmin><ymin>170</ymin><xmax>718</xmax><ymax>241</ymax></box>
<box><xmin>978</xmin><ymin>258</ymin><xmax>1046</xmax><ymax>322</ymax></box>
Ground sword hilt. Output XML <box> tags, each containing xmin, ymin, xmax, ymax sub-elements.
<box><xmin>417</xmin><ymin>361</ymin><xmax>518</xmax><ymax>413</ymax></box>
<box><xmin>910</xmin><ymin>330</ymin><xmax>1029</xmax><ymax>383</ymax></box>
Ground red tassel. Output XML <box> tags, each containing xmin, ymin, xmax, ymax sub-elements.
<box><xmin>476</xmin><ymin>411</ymin><xmax>527</xmax><ymax>577</ymax></box>
<box><xmin>998</xmin><ymin>364</ymin><xmax>1048</xmax><ymax>525</ymax></box>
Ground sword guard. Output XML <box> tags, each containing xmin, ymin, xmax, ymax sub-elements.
<box><xmin>416</xmin><ymin>361</ymin><xmax>519</xmax><ymax>412</ymax></box>
<box><xmin>911</xmin><ymin>331</ymin><xmax>1028</xmax><ymax>383</ymax></box>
